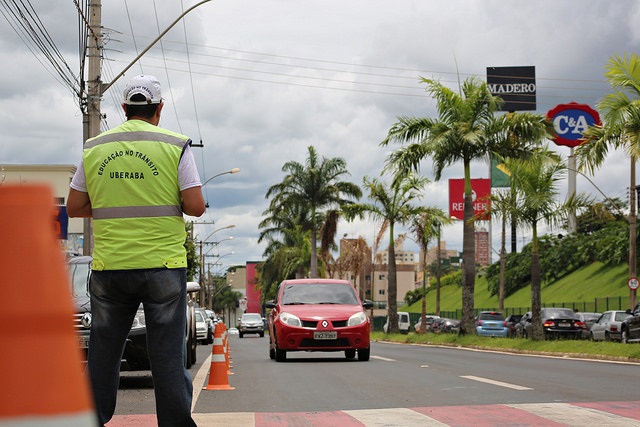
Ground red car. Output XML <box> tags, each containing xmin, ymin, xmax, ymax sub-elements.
<box><xmin>266</xmin><ymin>279</ymin><xmax>373</xmax><ymax>362</ymax></box>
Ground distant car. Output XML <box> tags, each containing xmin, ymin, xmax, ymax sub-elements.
<box><xmin>194</xmin><ymin>309</ymin><xmax>212</xmax><ymax>344</ymax></box>
<box><xmin>590</xmin><ymin>310</ymin><xmax>631</xmax><ymax>342</ymax></box>
<box><xmin>414</xmin><ymin>315</ymin><xmax>440</xmax><ymax>333</ymax></box>
<box><xmin>522</xmin><ymin>308</ymin><xmax>584</xmax><ymax>339</ymax></box>
<box><xmin>265</xmin><ymin>278</ymin><xmax>373</xmax><ymax>362</ymax></box>
<box><xmin>475</xmin><ymin>311</ymin><xmax>508</xmax><ymax>337</ymax></box>
<box><xmin>383</xmin><ymin>311</ymin><xmax>411</xmax><ymax>334</ymax></box>
<box><xmin>239</xmin><ymin>312</ymin><xmax>265</xmax><ymax>338</ymax></box>
<box><xmin>574</xmin><ymin>312</ymin><xmax>602</xmax><ymax>339</ymax></box>
<box><xmin>504</xmin><ymin>314</ymin><xmax>523</xmax><ymax>338</ymax></box>
<box><xmin>432</xmin><ymin>317</ymin><xmax>460</xmax><ymax>334</ymax></box>
<box><xmin>66</xmin><ymin>256</ymin><xmax>199</xmax><ymax>369</ymax></box>
<box><xmin>621</xmin><ymin>303</ymin><xmax>640</xmax><ymax>343</ymax></box>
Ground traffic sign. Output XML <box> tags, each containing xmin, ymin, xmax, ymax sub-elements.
<box><xmin>628</xmin><ymin>277</ymin><xmax>639</xmax><ymax>290</ymax></box>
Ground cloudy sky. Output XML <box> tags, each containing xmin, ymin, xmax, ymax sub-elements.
<box><xmin>1</xmin><ymin>0</ymin><xmax>637</xmax><ymax>269</ymax></box>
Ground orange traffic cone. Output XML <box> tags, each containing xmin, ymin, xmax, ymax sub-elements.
<box><xmin>0</xmin><ymin>185</ymin><xmax>97</xmax><ymax>425</ymax></box>
<box><xmin>203</xmin><ymin>322</ymin><xmax>235</xmax><ymax>390</ymax></box>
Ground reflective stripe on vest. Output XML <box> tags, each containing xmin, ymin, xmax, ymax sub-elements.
<box><xmin>92</xmin><ymin>205</ymin><xmax>182</xmax><ymax>219</ymax></box>
<box><xmin>85</xmin><ymin>130</ymin><xmax>188</xmax><ymax>149</ymax></box>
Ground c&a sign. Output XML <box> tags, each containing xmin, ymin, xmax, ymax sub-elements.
<box><xmin>546</xmin><ymin>102</ymin><xmax>601</xmax><ymax>148</ymax></box>
<box><xmin>449</xmin><ymin>178</ymin><xmax>491</xmax><ymax>220</ymax></box>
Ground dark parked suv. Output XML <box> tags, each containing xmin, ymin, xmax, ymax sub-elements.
<box><xmin>66</xmin><ymin>255</ymin><xmax>198</xmax><ymax>369</ymax></box>
<box><xmin>621</xmin><ymin>303</ymin><xmax>640</xmax><ymax>343</ymax></box>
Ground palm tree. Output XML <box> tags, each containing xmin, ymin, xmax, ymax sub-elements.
<box><xmin>505</xmin><ymin>147</ymin><xmax>590</xmax><ymax>340</ymax></box>
<box><xmin>576</xmin><ymin>53</ymin><xmax>640</xmax><ymax>310</ymax></box>
<box><xmin>381</xmin><ymin>76</ymin><xmax>551</xmax><ymax>334</ymax></box>
<box><xmin>265</xmin><ymin>146</ymin><xmax>362</xmax><ymax>278</ymax></box>
<box><xmin>343</xmin><ymin>172</ymin><xmax>427</xmax><ymax>333</ymax></box>
<box><xmin>410</xmin><ymin>207</ymin><xmax>451</xmax><ymax>333</ymax></box>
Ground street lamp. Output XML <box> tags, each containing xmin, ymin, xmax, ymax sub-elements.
<box><xmin>202</xmin><ymin>168</ymin><xmax>240</xmax><ymax>187</ymax></box>
<box><xmin>198</xmin><ymin>225</ymin><xmax>235</xmax><ymax>304</ymax></box>
<box><xmin>200</xmin><ymin>224</ymin><xmax>235</xmax><ymax>243</ymax></box>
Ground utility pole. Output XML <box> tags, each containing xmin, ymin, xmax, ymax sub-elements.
<box><xmin>81</xmin><ymin>0</ymin><xmax>212</xmax><ymax>255</ymax></box>
<box><xmin>82</xmin><ymin>0</ymin><xmax>102</xmax><ymax>255</ymax></box>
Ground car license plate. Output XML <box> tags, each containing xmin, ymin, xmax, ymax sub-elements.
<box><xmin>314</xmin><ymin>331</ymin><xmax>337</xmax><ymax>340</ymax></box>
<box><xmin>558</xmin><ymin>322</ymin><xmax>570</xmax><ymax>328</ymax></box>
<box><xmin>79</xmin><ymin>336</ymin><xmax>90</xmax><ymax>348</ymax></box>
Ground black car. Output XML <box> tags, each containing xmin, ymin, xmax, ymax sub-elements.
<box><xmin>621</xmin><ymin>303</ymin><xmax>640</xmax><ymax>343</ymax></box>
<box><xmin>66</xmin><ymin>255</ymin><xmax>198</xmax><ymax>370</ymax></box>
<box><xmin>521</xmin><ymin>308</ymin><xmax>584</xmax><ymax>339</ymax></box>
<box><xmin>504</xmin><ymin>314</ymin><xmax>523</xmax><ymax>337</ymax></box>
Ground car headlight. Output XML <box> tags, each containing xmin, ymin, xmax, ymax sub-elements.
<box><xmin>279</xmin><ymin>312</ymin><xmax>301</xmax><ymax>327</ymax></box>
<box><xmin>131</xmin><ymin>309</ymin><xmax>146</xmax><ymax>330</ymax></box>
<box><xmin>348</xmin><ymin>312</ymin><xmax>367</xmax><ymax>327</ymax></box>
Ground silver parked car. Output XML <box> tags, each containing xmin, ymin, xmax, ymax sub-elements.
<box><xmin>590</xmin><ymin>310</ymin><xmax>631</xmax><ymax>342</ymax></box>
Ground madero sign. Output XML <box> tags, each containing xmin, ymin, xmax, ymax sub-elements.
<box><xmin>449</xmin><ymin>178</ymin><xmax>491</xmax><ymax>220</ymax></box>
<box><xmin>487</xmin><ymin>66</ymin><xmax>536</xmax><ymax>111</ymax></box>
<box><xmin>546</xmin><ymin>102</ymin><xmax>601</xmax><ymax>148</ymax></box>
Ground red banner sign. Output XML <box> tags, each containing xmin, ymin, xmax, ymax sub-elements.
<box><xmin>449</xmin><ymin>178</ymin><xmax>491</xmax><ymax>220</ymax></box>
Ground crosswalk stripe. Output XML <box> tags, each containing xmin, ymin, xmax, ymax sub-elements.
<box><xmin>508</xmin><ymin>402</ymin><xmax>640</xmax><ymax>427</ymax></box>
<box><xmin>344</xmin><ymin>407</ymin><xmax>449</xmax><ymax>426</ymax></box>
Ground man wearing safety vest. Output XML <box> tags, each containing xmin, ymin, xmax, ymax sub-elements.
<box><xmin>67</xmin><ymin>75</ymin><xmax>205</xmax><ymax>426</ymax></box>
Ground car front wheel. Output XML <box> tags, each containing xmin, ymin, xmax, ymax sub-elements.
<box><xmin>357</xmin><ymin>347</ymin><xmax>370</xmax><ymax>361</ymax></box>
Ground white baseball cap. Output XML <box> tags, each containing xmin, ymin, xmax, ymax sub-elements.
<box><xmin>123</xmin><ymin>75</ymin><xmax>162</xmax><ymax>105</ymax></box>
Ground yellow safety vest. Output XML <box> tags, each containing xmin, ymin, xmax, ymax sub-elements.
<box><xmin>83</xmin><ymin>120</ymin><xmax>189</xmax><ymax>270</ymax></box>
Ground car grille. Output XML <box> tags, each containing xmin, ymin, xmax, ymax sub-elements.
<box><xmin>73</xmin><ymin>312</ymin><xmax>91</xmax><ymax>331</ymax></box>
<box><xmin>300</xmin><ymin>338</ymin><xmax>350</xmax><ymax>347</ymax></box>
<box><xmin>301</xmin><ymin>320</ymin><xmax>348</xmax><ymax>328</ymax></box>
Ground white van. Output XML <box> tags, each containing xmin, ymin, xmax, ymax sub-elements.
<box><xmin>383</xmin><ymin>311</ymin><xmax>411</xmax><ymax>334</ymax></box>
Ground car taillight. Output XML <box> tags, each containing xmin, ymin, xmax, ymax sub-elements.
<box><xmin>543</xmin><ymin>320</ymin><xmax>554</xmax><ymax>328</ymax></box>
<box><xmin>477</xmin><ymin>320</ymin><xmax>483</xmax><ymax>326</ymax></box>
<box><xmin>575</xmin><ymin>321</ymin><xmax>586</xmax><ymax>329</ymax></box>
<box><xmin>503</xmin><ymin>321</ymin><xmax>508</xmax><ymax>327</ymax></box>
<box><xmin>611</xmin><ymin>326</ymin><xmax>618</xmax><ymax>332</ymax></box>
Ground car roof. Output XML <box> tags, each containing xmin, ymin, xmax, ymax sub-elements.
<box><xmin>281</xmin><ymin>278</ymin><xmax>352</xmax><ymax>285</ymax></box>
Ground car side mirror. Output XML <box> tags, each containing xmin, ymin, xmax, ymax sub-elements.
<box><xmin>265</xmin><ymin>300</ymin><xmax>276</xmax><ymax>309</ymax></box>
<box><xmin>362</xmin><ymin>299</ymin><xmax>373</xmax><ymax>309</ymax></box>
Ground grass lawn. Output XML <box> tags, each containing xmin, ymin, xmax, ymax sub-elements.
<box><xmin>371</xmin><ymin>331</ymin><xmax>640</xmax><ymax>362</ymax></box>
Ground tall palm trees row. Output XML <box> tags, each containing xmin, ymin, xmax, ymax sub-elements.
<box><xmin>256</xmin><ymin>53</ymin><xmax>640</xmax><ymax>340</ymax></box>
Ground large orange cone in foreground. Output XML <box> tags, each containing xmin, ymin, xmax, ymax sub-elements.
<box><xmin>0</xmin><ymin>185</ymin><xmax>97</xmax><ymax>426</ymax></box>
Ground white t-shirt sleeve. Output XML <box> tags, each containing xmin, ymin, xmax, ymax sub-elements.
<box><xmin>179</xmin><ymin>144</ymin><xmax>202</xmax><ymax>191</ymax></box>
<box><xmin>70</xmin><ymin>161</ymin><xmax>87</xmax><ymax>192</ymax></box>
<box><xmin>70</xmin><ymin>144</ymin><xmax>201</xmax><ymax>192</ymax></box>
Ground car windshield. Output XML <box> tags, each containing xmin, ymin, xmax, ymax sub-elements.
<box><xmin>242</xmin><ymin>314</ymin><xmax>262</xmax><ymax>322</ymax></box>
<box><xmin>282</xmin><ymin>283</ymin><xmax>359</xmax><ymax>305</ymax></box>
<box><xmin>542</xmin><ymin>308</ymin><xmax>575</xmax><ymax>318</ymax></box>
<box><xmin>195</xmin><ymin>311</ymin><xmax>205</xmax><ymax>322</ymax></box>
<box><xmin>67</xmin><ymin>261</ymin><xmax>90</xmax><ymax>297</ymax></box>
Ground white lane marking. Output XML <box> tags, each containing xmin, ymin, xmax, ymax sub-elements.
<box><xmin>461</xmin><ymin>375</ymin><xmax>532</xmax><ymax>390</ymax></box>
<box><xmin>509</xmin><ymin>402</ymin><xmax>640</xmax><ymax>427</ymax></box>
<box><xmin>371</xmin><ymin>355</ymin><xmax>396</xmax><ymax>362</ymax></box>
<box><xmin>345</xmin><ymin>407</ymin><xmax>449</xmax><ymax>427</ymax></box>
<box><xmin>192</xmin><ymin>353</ymin><xmax>212</xmax><ymax>411</ymax></box>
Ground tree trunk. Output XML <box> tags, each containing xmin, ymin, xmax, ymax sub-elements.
<box><xmin>387</xmin><ymin>223</ymin><xmax>398</xmax><ymax>333</ymax></box>
<box><xmin>310</xmin><ymin>224</ymin><xmax>318</xmax><ymax>278</ymax></box>
<box><xmin>530</xmin><ymin>224</ymin><xmax>543</xmax><ymax>341</ymax></box>
<box><xmin>461</xmin><ymin>169</ymin><xmax>476</xmax><ymax>335</ymax></box>
<box><xmin>630</xmin><ymin>156</ymin><xmax>637</xmax><ymax>310</ymax></box>
<box><xmin>436</xmin><ymin>233</ymin><xmax>442</xmax><ymax>317</ymax></box>
<box><xmin>499</xmin><ymin>215</ymin><xmax>506</xmax><ymax>312</ymax></box>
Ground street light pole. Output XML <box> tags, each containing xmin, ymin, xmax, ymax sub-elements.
<box><xmin>202</xmin><ymin>168</ymin><xmax>240</xmax><ymax>187</ymax></box>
